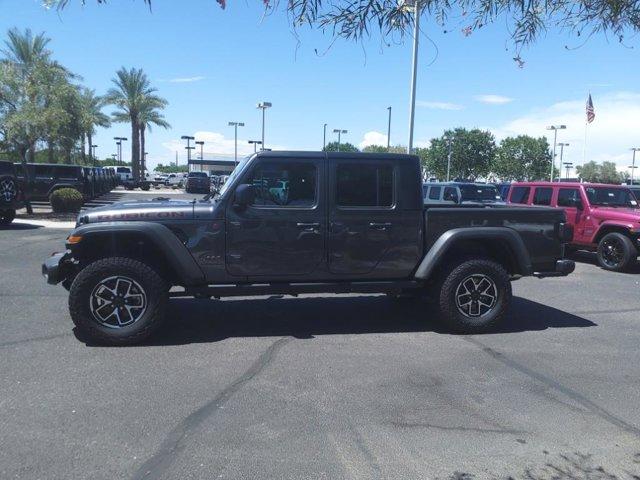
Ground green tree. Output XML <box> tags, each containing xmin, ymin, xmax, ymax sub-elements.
<box><xmin>138</xmin><ymin>97</ymin><xmax>170</xmax><ymax>176</ymax></box>
<box><xmin>323</xmin><ymin>141</ymin><xmax>359</xmax><ymax>152</ymax></box>
<box><xmin>80</xmin><ymin>88</ymin><xmax>110</xmax><ymax>165</ymax></box>
<box><xmin>107</xmin><ymin>67</ymin><xmax>166</xmax><ymax>181</ymax></box>
<box><xmin>425</xmin><ymin>128</ymin><xmax>496</xmax><ymax>181</ymax></box>
<box><xmin>576</xmin><ymin>160</ymin><xmax>624</xmax><ymax>184</ymax></box>
<box><xmin>493</xmin><ymin>135</ymin><xmax>552</xmax><ymax>181</ymax></box>
<box><xmin>362</xmin><ymin>145</ymin><xmax>387</xmax><ymax>153</ymax></box>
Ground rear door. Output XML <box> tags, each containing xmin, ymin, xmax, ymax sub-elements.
<box><xmin>327</xmin><ymin>158</ymin><xmax>398</xmax><ymax>275</ymax></box>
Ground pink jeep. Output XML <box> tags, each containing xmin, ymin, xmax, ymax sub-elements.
<box><xmin>508</xmin><ymin>182</ymin><xmax>640</xmax><ymax>271</ymax></box>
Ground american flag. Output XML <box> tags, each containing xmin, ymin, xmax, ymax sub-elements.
<box><xmin>586</xmin><ymin>94</ymin><xmax>595</xmax><ymax>123</ymax></box>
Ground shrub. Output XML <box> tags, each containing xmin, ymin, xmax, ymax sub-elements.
<box><xmin>50</xmin><ymin>188</ymin><xmax>84</xmax><ymax>213</ymax></box>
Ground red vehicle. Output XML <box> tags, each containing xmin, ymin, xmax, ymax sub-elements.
<box><xmin>508</xmin><ymin>182</ymin><xmax>640</xmax><ymax>271</ymax></box>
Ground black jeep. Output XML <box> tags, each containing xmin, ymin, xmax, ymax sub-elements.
<box><xmin>0</xmin><ymin>160</ymin><xmax>23</xmax><ymax>225</ymax></box>
<box><xmin>17</xmin><ymin>163</ymin><xmax>87</xmax><ymax>201</ymax></box>
<box><xmin>43</xmin><ymin>151</ymin><xmax>575</xmax><ymax>345</ymax></box>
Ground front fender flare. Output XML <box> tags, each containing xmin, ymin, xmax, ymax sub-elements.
<box><xmin>69</xmin><ymin>221</ymin><xmax>205</xmax><ymax>286</ymax></box>
<box><xmin>414</xmin><ymin>227</ymin><xmax>533</xmax><ymax>280</ymax></box>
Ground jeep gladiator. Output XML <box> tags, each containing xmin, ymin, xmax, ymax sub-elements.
<box><xmin>42</xmin><ymin>152</ymin><xmax>575</xmax><ymax>345</ymax></box>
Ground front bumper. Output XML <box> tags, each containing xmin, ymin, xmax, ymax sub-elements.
<box><xmin>534</xmin><ymin>259</ymin><xmax>576</xmax><ymax>278</ymax></box>
<box><xmin>42</xmin><ymin>251</ymin><xmax>73</xmax><ymax>285</ymax></box>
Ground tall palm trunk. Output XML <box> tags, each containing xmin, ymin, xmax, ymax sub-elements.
<box><xmin>81</xmin><ymin>134</ymin><xmax>87</xmax><ymax>164</ymax></box>
<box><xmin>139</xmin><ymin>124</ymin><xmax>146</xmax><ymax>177</ymax></box>
<box><xmin>131</xmin><ymin>118</ymin><xmax>140</xmax><ymax>181</ymax></box>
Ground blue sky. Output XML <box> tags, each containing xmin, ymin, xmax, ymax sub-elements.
<box><xmin>2</xmin><ymin>0</ymin><xmax>639</xmax><ymax>173</ymax></box>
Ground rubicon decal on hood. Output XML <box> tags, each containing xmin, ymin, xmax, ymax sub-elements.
<box><xmin>95</xmin><ymin>211</ymin><xmax>187</xmax><ymax>221</ymax></box>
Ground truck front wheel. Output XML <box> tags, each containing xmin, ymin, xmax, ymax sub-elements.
<box><xmin>438</xmin><ymin>258</ymin><xmax>511</xmax><ymax>334</ymax></box>
<box><xmin>596</xmin><ymin>232</ymin><xmax>637</xmax><ymax>272</ymax></box>
<box><xmin>69</xmin><ymin>257</ymin><xmax>168</xmax><ymax>345</ymax></box>
<box><xmin>0</xmin><ymin>209</ymin><xmax>15</xmax><ymax>225</ymax></box>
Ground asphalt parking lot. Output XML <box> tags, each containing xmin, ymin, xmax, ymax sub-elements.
<box><xmin>1</xmin><ymin>206</ymin><xmax>639</xmax><ymax>479</ymax></box>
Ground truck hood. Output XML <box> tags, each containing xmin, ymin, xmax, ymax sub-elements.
<box><xmin>591</xmin><ymin>206</ymin><xmax>640</xmax><ymax>224</ymax></box>
<box><xmin>79</xmin><ymin>199</ymin><xmax>195</xmax><ymax>224</ymax></box>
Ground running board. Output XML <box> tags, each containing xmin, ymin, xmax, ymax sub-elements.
<box><xmin>173</xmin><ymin>280</ymin><xmax>422</xmax><ymax>298</ymax></box>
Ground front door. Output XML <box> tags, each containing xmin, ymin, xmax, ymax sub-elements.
<box><xmin>225</xmin><ymin>157</ymin><xmax>325</xmax><ymax>278</ymax></box>
<box><xmin>327</xmin><ymin>158</ymin><xmax>399</xmax><ymax>275</ymax></box>
<box><xmin>556</xmin><ymin>187</ymin><xmax>586</xmax><ymax>242</ymax></box>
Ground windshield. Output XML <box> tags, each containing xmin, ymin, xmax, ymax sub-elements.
<box><xmin>116</xmin><ymin>167</ymin><xmax>131</xmax><ymax>173</ymax></box>
<box><xmin>585</xmin><ymin>187</ymin><xmax>639</xmax><ymax>208</ymax></box>
<box><xmin>218</xmin><ymin>155</ymin><xmax>252</xmax><ymax>197</ymax></box>
<box><xmin>189</xmin><ymin>172</ymin><xmax>208</xmax><ymax>178</ymax></box>
<box><xmin>458</xmin><ymin>184</ymin><xmax>501</xmax><ymax>202</ymax></box>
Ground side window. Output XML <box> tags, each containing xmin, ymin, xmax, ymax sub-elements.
<box><xmin>510</xmin><ymin>186</ymin><xmax>531</xmax><ymax>204</ymax></box>
<box><xmin>443</xmin><ymin>187</ymin><xmax>458</xmax><ymax>202</ymax></box>
<box><xmin>533</xmin><ymin>187</ymin><xmax>552</xmax><ymax>206</ymax></box>
<box><xmin>34</xmin><ymin>165</ymin><xmax>54</xmax><ymax>177</ymax></box>
<box><xmin>249</xmin><ymin>161</ymin><xmax>316</xmax><ymax>207</ymax></box>
<box><xmin>557</xmin><ymin>188</ymin><xmax>581</xmax><ymax>207</ymax></box>
<box><xmin>336</xmin><ymin>163</ymin><xmax>393</xmax><ymax>207</ymax></box>
<box><xmin>428</xmin><ymin>186</ymin><xmax>441</xmax><ymax>200</ymax></box>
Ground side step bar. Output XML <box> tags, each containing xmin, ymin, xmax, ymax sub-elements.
<box><xmin>172</xmin><ymin>280</ymin><xmax>422</xmax><ymax>299</ymax></box>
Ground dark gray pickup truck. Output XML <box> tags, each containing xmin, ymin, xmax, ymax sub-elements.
<box><xmin>43</xmin><ymin>151</ymin><xmax>574</xmax><ymax>345</ymax></box>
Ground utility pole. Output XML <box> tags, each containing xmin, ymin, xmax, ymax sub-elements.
<box><xmin>323</xmin><ymin>123</ymin><xmax>327</xmax><ymax>150</ymax></box>
<box><xmin>630</xmin><ymin>148</ymin><xmax>640</xmax><ymax>184</ymax></box>
<box><xmin>257</xmin><ymin>101</ymin><xmax>272</xmax><ymax>149</ymax></box>
<box><xmin>333</xmin><ymin>129</ymin><xmax>347</xmax><ymax>151</ymax></box>
<box><xmin>228</xmin><ymin>122</ymin><xmax>244</xmax><ymax>165</ymax></box>
<box><xmin>407</xmin><ymin>0</ymin><xmax>420</xmax><ymax>154</ymax></box>
<box><xmin>387</xmin><ymin>106</ymin><xmax>392</xmax><ymax>150</ymax></box>
<box><xmin>546</xmin><ymin>125</ymin><xmax>566</xmax><ymax>182</ymax></box>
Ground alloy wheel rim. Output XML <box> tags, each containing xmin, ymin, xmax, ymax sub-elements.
<box><xmin>601</xmin><ymin>239</ymin><xmax>624</xmax><ymax>268</ymax></box>
<box><xmin>455</xmin><ymin>274</ymin><xmax>498</xmax><ymax>318</ymax></box>
<box><xmin>0</xmin><ymin>178</ymin><xmax>16</xmax><ymax>202</ymax></box>
<box><xmin>89</xmin><ymin>276</ymin><xmax>147</xmax><ymax>328</ymax></box>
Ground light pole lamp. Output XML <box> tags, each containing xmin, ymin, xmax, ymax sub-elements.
<box><xmin>181</xmin><ymin>135</ymin><xmax>195</xmax><ymax>165</ymax></box>
<box><xmin>257</xmin><ymin>101</ymin><xmax>272</xmax><ymax>149</ymax></box>
<box><xmin>630</xmin><ymin>148</ymin><xmax>640</xmax><ymax>184</ymax></box>
<box><xmin>546</xmin><ymin>125</ymin><xmax>566</xmax><ymax>182</ymax></box>
<box><xmin>333</xmin><ymin>129</ymin><xmax>347</xmax><ymax>151</ymax></box>
<box><xmin>228</xmin><ymin>122</ymin><xmax>245</xmax><ymax>165</ymax></box>
<box><xmin>248</xmin><ymin>140</ymin><xmax>262</xmax><ymax>153</ymax></box>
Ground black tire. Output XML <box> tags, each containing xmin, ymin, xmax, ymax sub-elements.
<box><xmin>596</xmin><ymin>232</ymin><xmax>637</xmax><ymax>272</ymax></box>
<box><xmin>438</xmin><ymin>258</ymin><xmax>512</xmax><ymax>333</ymax></box>
<box><xmin>69</xmin><ymin>257</ymin><xmax>168</xmax><ymax>345</ymax></box>
<box><xmin>0</xmin><ymin>209</ymin><xmax>15</xmax><ymax>225</ymax></box>
<box><xmin>140</xmin><ymin>183</ymin><xmax>151</xmax><ymax>191</ymax></box>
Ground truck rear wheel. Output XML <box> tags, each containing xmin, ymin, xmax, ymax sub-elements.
<box><xmin>596</xmin><ymin>232</ymin><xmax>637</xmax><ymax>272</ymax></box>
<box><xmin>69</xmin><ymin>257</ymin><xmax>168</xmax><ymax>345</ymax></box>
<box><xmin>438</xmin><ymin>258</ymin><xmax>511</xmax><ymax>333</ymax></box>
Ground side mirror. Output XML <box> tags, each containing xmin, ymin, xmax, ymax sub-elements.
<box><xmin>234</xmin><ymin>184</ymin><xmax>255</xmax><ymax>207</ymax></box>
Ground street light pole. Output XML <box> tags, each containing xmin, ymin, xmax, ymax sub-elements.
<box><xmin>630</xmin><ymin>148</ymin><xmax>640</xmax><ymax>184</ymax></box>
<box><xmin>546</xmin><ymin>125</ymin><xmax>566</xmax><ymax>182</ymax></box>
<box><xmin>228</xmin><ymin>122</ymin><xmax>244</xmax><ymax>165</ymax></box>
<box><xmin>91</xmin><ymin>145</ymin><xmax>98</xmax><ymax>166</ymax></box>
<box><xmin>196</xmin><ymin>141</ymin><xmax>204</xmax><ymax>172</ymax></box>
<box><xmin>323</xmin><ymin>123</ymin><xmax>327</xmax><ymax>150</ymax></box>
<box><xmin>114</xmin><ymin>137</ymin><xmax>127</xmax><ymax>166</ymax></box>
<box><xmin>563</xmin><ymin>162</ymin><xmax>573</xmax><ymax>179</ymax></box>
<box><xmin>181</xmin><ymin>135</ymin><xmax>195</xmax><ymax>170</ymax></box>
<box><xmin>387</xmin><ymin>106</ymin><xmax>392</xmax><ymax>150</ymax></box>
<box><xmin>333</xmin><ymin>129</ymin><xmax>347</xmax><ymax>151</ymax></box>
<box><xmin>248</xmin><ymin>140</ymin><xmax>262</xmax><ymax>153</ymax></box>
<box><xmin>407</xmin><ymin>0</ymin><xmax>420</xmax><ymax>154</ymax></box>
<box><xmin>257</xmin><ymin>101</ymin><xmax>272</xmax><ymax>149</ymax></box>
<box><xmin>446</xmin><ymin>136</ymin><xmax>453</xmax><ymax>182</ymax></box>
<box><xmin>558</xmin><ymin>143</ymin><xmax>569</xmax><ymax>178</ymax></box>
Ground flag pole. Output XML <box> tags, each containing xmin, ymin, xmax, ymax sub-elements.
<box><xmin>583</xmin><ymin>120</ymin><xmax>587</xmax><ymax>165</ymax></box>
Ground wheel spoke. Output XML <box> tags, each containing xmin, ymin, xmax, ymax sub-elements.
<box><xmin>90</xmin><ymin>276</ymin><xmax>147</xmax><ymax>329</ymax></box>
<box><xmin>94</xmin><ymin>303</ymin><xmax>117</xmax><ymax>322</ymax></box>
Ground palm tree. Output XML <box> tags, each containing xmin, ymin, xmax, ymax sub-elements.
<box><xmin>106</xmin><ymin>67</ymin><xmax>166</xmax><ymax>181</ymax></box>
<box><xmin>80</xmin><ymin>88</ymin><xmax>110</xmax><ymax>165</ymax></box>
<box><xmin>138</xmin><ymin>98</ymin><xmax>170</xmax><ymax>176</ymax></box>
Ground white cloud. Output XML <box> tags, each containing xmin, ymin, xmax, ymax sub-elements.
<box><xmin>162</xmin><ymin>131</ymin><xmax>288</xmax><ymax>159</ymax></box>
<box><xmin>166</xmin><ymin>76</ymin><xmax>205</xmax><ymax>83</ymax></box>
<box><xmin>491</xmin><ymin>91</ymin><xmax>640</xmax><ymax>171</ymax></box>
<box><xmin>358</xmin><ymin>131</ymin><xmax>388</xmax><ymax>149</ymax></box>
<box><xmin>417</xmin><ymin>101</ymin><xmax>464</xmax><ymax>111</ymax></box>
<box><xmin>474</xmin><ymin>94</ymin><xmax>514</xmax><ymax>105</ymax></box>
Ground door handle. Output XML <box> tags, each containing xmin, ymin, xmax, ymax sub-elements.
<box><xmin>369</xmin><ymin>222</ymin><xmax>392</xmax><ymax>230</ymax></box>
<box><xmin>296</xmin><ymin>222</ymin><xmax>320</xmax><ymax>228</ymax></box>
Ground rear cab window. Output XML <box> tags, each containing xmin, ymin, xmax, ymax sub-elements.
<box><xmin>532</xmin><ymin>187</ymin><xmax>553</xmax><ymax>206</ymax></box>
<box><xmin>336</xmin><ymin>163</ymin><xmax>394</xmax><ymax>208</ymax></box>
<box><xmin>557</xmin><ymin>188</ymin><xmax>581</xmax><ymax>207</ymax></box>
<box><xmin>428</xmin><ymin>186</ymin><xmax>441</xmax><ymax>200</ymax></box>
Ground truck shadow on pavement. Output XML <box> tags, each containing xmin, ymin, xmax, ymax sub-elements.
<box><xmin>122</xmin><ymin>295</ymin><xmax>596</xmax><ymax>347</ymax></box>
